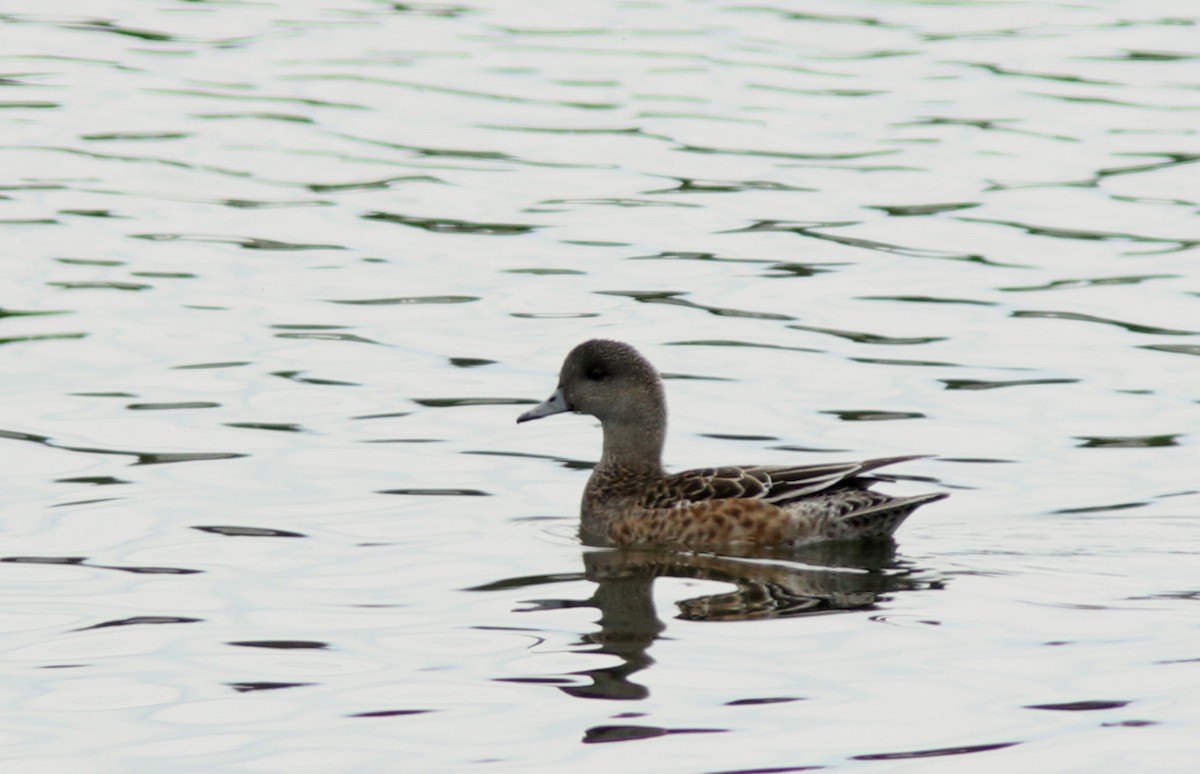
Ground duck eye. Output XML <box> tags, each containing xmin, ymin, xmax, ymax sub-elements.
<box><xmin>585</xmin><ymin>365</ymin><xmax>607</xmax><ymax>382</ymax></box>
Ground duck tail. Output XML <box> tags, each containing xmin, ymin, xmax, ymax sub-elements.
<box><xmin>841</xmin><ymin>492</ymin><xmax>948</xmax><ymax>537</ymax></box>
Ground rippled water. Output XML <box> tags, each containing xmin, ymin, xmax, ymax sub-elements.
<box><xmin>3</xmin><ymin>1</ymin><xmax>1198</xmax><ymax>770</ymax></box>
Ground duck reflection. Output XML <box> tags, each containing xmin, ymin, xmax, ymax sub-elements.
<box><xmin>478</xmin><ymin>540</ymin><xmax>930</xmax><ymax>701</ymax></box>
<box><xmin>587</xmin><ymin>539</ymin><xmax>906</xmax><ymax>623</ymax></box>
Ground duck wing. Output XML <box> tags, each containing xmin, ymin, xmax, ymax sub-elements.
<box><xmin>646</xmin><ymin>455</ymin><xmax>929</xmax><ymax>508</ymax></box>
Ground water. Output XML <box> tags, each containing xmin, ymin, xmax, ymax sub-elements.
<box><xmin>2</xmin><ymin>0</ymin><xmax>1198</xmax><ymax>770</ymax></box>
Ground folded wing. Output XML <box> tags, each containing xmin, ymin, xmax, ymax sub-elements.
<box><xmin>646</xmin><ymin>455</ymin><xmax>929</xmax><ymax>509</ymax></box>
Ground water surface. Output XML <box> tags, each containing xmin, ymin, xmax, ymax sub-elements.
<box><xmin>2</xmin><ymin>1</ymin><xmax>1198</xmax><ymax>771</ymax></box>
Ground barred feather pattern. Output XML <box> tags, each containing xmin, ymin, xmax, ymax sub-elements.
<box><xmin>585</xmin><ymin>455</ymin><xmax>946</xmax><ymax>552</ymax></box>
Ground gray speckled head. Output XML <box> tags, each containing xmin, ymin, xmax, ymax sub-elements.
<box><xmin>556</xmin><ymin>339</ymin><xmax>664</xmax><ymax>425</ymax></box>
<box><xmin>517</xmin><ymin>339</ymin><xmax>668</xmax><ymax>470</ymax></box>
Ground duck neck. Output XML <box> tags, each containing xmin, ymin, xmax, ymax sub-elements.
<box><xmin>597</xmin><ymin>410</ymin><xmax>666</xmax><ymax>476</ymax></box>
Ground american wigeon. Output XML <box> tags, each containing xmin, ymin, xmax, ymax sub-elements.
<box><xmin>518</xmin><ymin>339</ymin><xmax>946</xmax><ymax>553</ymax></box>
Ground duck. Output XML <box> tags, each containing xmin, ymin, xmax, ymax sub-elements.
<box><xmin>517</xmin><ymin>339</ymin><xmax>946</xmax><ymax>554</ymax></box>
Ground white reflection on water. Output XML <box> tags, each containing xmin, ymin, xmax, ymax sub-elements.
<box><xmin>1</xmin><ymin>0</ymin><xmax>1198</xmax><ymax>770</ymax></box>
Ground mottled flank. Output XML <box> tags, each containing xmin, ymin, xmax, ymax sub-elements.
<box><xmin>518</xmin><ymin>339</ymin><xmax>947</xmax><ymax>554</ymax></box>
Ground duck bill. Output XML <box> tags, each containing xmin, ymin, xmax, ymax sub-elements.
<box><xmin>517</xmin><ymin>387</ymin><xmax>570</xmax><ymax>423</ymax></box>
